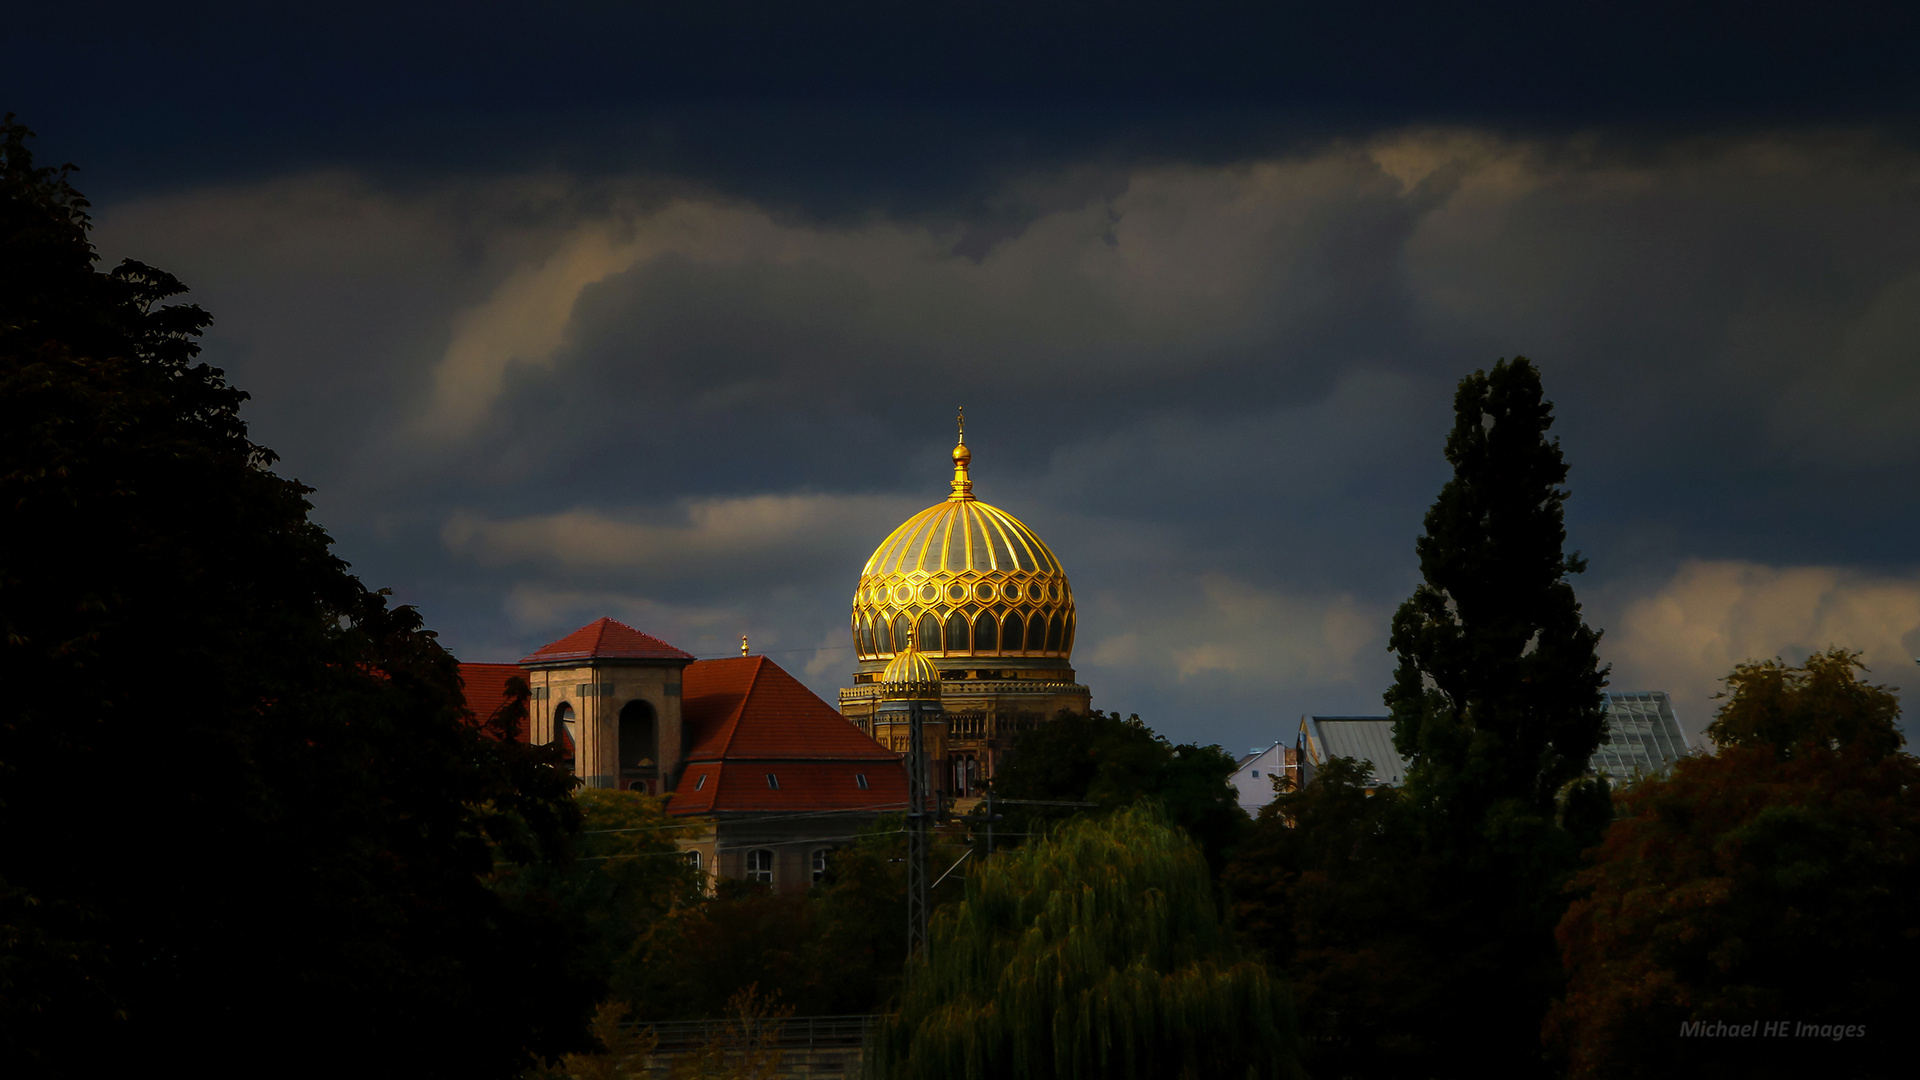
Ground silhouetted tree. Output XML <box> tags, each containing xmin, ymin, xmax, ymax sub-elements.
<box><xmin>1223</xmin><ymin>759</ymin><xmax>1441</xmax><ymax>1076</ymax></box>
<box><xmin>1550</xmin><ymin>650</ymin><xmax>1914</xmax><ymax>1079</ymax></box>
<box><xmin>1226</xmin><ymin>358</ymin><xmax>1607</xmax><ymax>1078</ymax></box>
<box><xmin>1386</xmin><ymin>356</ymin><xmax>1609</xmax><ymax>826</ymax></box>
<box><xmin>992</xmin><ymin>710</ymin><xmax>1247</xmax><ymax>874</ymax></box>
<box><xmin>0</xmin><ymin>117</ymin><xmax>588</xmax><ymax>1075</ymax></box>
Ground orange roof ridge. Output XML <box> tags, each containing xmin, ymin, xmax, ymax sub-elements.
<box><xmin>521</xmin><ymin>617</ymin><xmax>694</xmax><ymax>664</ymax></box>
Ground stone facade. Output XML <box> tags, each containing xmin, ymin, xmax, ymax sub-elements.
<box><xmin>521</xmin><ymin>659</ymin><xmax>688</xmax><ymax>793</ymax></box>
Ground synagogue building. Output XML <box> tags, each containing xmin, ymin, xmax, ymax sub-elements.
<box><xmin>453</xmin><ymin>428</ymin><xmax>1092</xmax><ymax>892</ymax></box>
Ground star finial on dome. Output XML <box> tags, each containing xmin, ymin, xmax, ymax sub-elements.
<box><xmin>949</xmin><ymin>406</ymin><xmax>974</xmax><ymax>502</ymax></box>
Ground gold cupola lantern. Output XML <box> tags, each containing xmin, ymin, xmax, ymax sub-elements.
<box><xmin>849</xmin><ymin>409</ymin><xmax>1077</xmax><ymax>670</ymax></box>
<box><xmin>878</xmin><ymin>637</ymin><xmax>942</xmax><ymax>701</ymax></box>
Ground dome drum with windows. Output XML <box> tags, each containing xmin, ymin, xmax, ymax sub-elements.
<box><xmin>851</xmin><ymin>423</ymin><xmax>1076</xmax><ymax>678</ymax></box>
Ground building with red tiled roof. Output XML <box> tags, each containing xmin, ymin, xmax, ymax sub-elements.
<box><xmin>456</xmin><ymin>662</ymin><xmax>528</xmax><ymax>740</ymax></box>
<box><xmin>669</xmin><ymin>657</ymin><xmax>907</xmax><ymax>888</ymax></box>
<box><xmin>514</xmin><ymin>618</ymin><xmax>697</xmax><ymax>793</ymax></box>
<box><xmin>521</xmin><ymin>618</ymin><xmax>695</xmax><ymax>665</ymax></box>
<box><xmin>460</xmin><ymin>619</ymin><xmax>906</xmax><ymax>893</ymax></box>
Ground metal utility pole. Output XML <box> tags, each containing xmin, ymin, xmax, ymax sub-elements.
<box><xmin>905</xmin><ymin>694</ymin><xmax>931</xmax><ymax>961</ymax></box>
<box><xmin>876</xmin><ymin>640</ymin><xmax>942</xmax><ymax>971</ymax></box>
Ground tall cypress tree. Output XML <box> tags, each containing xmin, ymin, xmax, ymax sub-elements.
<box><xmin>1386</xmin><ymin>357</ymin><xmax>1608</xmax><ymax>830</ymax></box>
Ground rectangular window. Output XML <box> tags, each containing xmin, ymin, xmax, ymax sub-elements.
<box><xmin>686</xmin><ymin>850</ymin><xmax>701</xmax><ymax>871</ymax></box>
<box><xmin>855</xmin><ymin>774</ymin><xmax>869</xmax><ymax>790</ymax></box>
<box><xmin>1252</xmin><ymin>770</ymin><xmax>1260</xmax><ymax>778</ymax></box>
<box><xmin>531</xmin><ymin>686</ymin><xmax>549</xmax><ymax>700</ymax></box>
<box><xmin>812</xmin><ymin>848</ymin><xmax>828</xmax><ymax>884</ymax></box>
<box><xmin>765</xmin><ymin>773</ymin><xmax>780</xmax><ymax>790</ymax></box>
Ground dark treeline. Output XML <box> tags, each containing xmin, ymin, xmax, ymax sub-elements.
<box><xmin>0</xmin><ymin>117</ymin><xmax>598</xmax><ymax>1075</ymax></box>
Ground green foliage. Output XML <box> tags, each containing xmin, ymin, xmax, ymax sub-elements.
<box><xmin>494</xmin><ymin>789</ymin><xmax>701</xmax><ymax>1012</ymax></box>
<box><xmin>0</xmin><ymin>117</ymin><xmax>588</xmax><ymax>1074</ymax></box>
<box><xmin>1706</xmin><ymin>647</ymin><xmax>1904</xmax><ymax>760</ymax></box>
<box><xmin>872</xmin><ymin>805</ymin><xmax>1300</xmax><ymax>1080</ymax></box>
<box><xmin>1550</xmin><ymin>739</ymin><xmax>1920</xmax><ymax>1078</ymax></box>
<box><xmin>1385</xmin><ymin>356</ymin><xmax>1608</xmax><ymax>824</ymax></box>
<box><xmin>614</xmin><ymin>816</ymin><xmax>961</xmax><ymax>1020</ymax></box>
<box><xmin>1224</xmin><ymin>358</ymin><xmax>1610</xmax><ymax>1078</ymax></box>
<box><xmin>1225</xmin><ymin>760</ymin><xmax>1464</xmax><ymax>1076</ymax></box>
<box><xmin>661</xmin><ymin>985</ymin><xmax>793</xmax><ymax>1080</ymax></box>
<box><xmin>531</xmin><ymin>1000</ymin><xmax>661</xmax><ymax>1080</ymax></box>
<box><xmin>994</xmin><ymin>710</ymin><xmax>1248</xmax><ymax>874</ymax></box>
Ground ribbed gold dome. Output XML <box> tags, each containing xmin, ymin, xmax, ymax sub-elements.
<box><xmin>878</xmin><ymin>639</ymin><xmax>942</xmax><ymax>699</ymax></box>
<box><xmin>851</xmin><ymin>422</ymin><xmax>1075</xmax><ymax>664</ymax></box>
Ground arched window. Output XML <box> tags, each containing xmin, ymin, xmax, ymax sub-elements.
<box><xmin>945</xmin><ymin>611</ymin><xmax>969</xmax><ymax>652</ymax></box>
<box><xmin>859</xmin><ymin>617</ymin><xmax>876</xmax><ymax>656</ymax></box>
<box><xmin>917</xmin><ymin>612</ymin><xmax>941</xmax><ymax>653</ymax></box>
<box><xmin>974</xmin><ymin>611</ymin><xmax>999</xmax><ymax>652</ymax></box>
<box><xmin>891</xmin><ymin>613</ymin><xmax>910</xmax><ymax>654</ymax></box>
<box><xmin>686</xmin><ymin>850</ymin><xmax>702</xmax><ymax>872</ymax></box>
<box><xmin>554</xmin><ymin>703</ymin><xmax>577</xmax><ymax>769</ymax></box>
<box><xmin>746</xmin><ymin>849</ymin><xmax>774</xmax><ymax>884</ymax></box>
<box><xmin>618</xmin><ymin>700</ymin><xmax>656</xmax><ymax>772</ymax></box>
<box><xmin>812</xmin><ymin>848</ymin><xmax>830</xmax><ymax>884</ymax></box>
<box><xmin>1044</xmin><ymin>612</ymin><xmax>1063</xmax><ymax>653</ymax></box>
<box><xmin>1025</xmin><ymin>612</ymin><xmax>1045</xmax><ymax>651</ymax></box>
<box><xmin>1064</xmin><ymin>613</ymin><xmax>1075</xmax><ymax>654</ymax></box>
<box><xmin>1003</xmin><ymin>613</ymin><xmax>1025</xmax><ymax>653</ymax></box>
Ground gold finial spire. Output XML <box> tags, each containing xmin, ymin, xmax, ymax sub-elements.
<box><xmin>741</xmin><ymin>634</ymin><xmax>749</xmax><ymax>657</ymax></box>
<box><xmin>949</xmin><ymin>405</ymin><xmax>973</xmax><ymax>502</ymax></box>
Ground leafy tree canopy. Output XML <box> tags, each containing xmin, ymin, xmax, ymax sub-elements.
<box><xmin>611</xmin><ymin>816</ymin><xmax>965</xmax><ymax>1022</ymax></box>
<box><xmin>873</xmin><ymin>804</ymin><xmax>1301</xmax><ymax>1080</ymax></box>
<box><xmin>1223</xmin><ymin>357</ymin><xmax>1608</xmax><ymax>1079</ymax></box>
<box><xmin>1</xmin><ymin>117</ymin><xmax>585</xmax><ymax>1074</ymax></box>
<box><xmin>1551</xmin><ymin>726</ymin><xmax>1917</xmax><ymax>1077</ymax></box>
<box><xmin>991</xmin><ymin>710</ymin><xmax>1247</xmax><ymax>874</ymax></box>
<box><xmin>1706</xmin><ymin>647</ymin><xmax>1905</xmax><ymax>760</ymax></box>
<box><xmin>1386</xmin><ymin>357</ymin><xmax>1608</xmax><ymax>826</ymax></box>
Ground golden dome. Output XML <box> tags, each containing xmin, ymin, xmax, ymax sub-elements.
<box><xmin>851</xmin><ymin>415</ymin><xmax>1076</xmax><ymax>665</ymax></box>
<box><xmin>878</xmin><ymin>638</ymin><xmax>942</xmax><ymax>699</ymax></box>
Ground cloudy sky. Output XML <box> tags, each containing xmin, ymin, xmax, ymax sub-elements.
<box><xmin>12</xmin><ymin>3</ymin><xmax>1920</xmax><ymax>749</ymax></box>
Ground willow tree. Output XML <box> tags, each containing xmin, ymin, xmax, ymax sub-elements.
<box><xmin>870</xmin><ymin>805</ymin><xmax>1300</xmax><ymax>1080</ymax></box>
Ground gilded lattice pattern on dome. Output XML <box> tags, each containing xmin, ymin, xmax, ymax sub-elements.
<box><xmin>850</xmin><ymin>498</ymin><xmax>1075</xmax><ymax>662</ymax></box>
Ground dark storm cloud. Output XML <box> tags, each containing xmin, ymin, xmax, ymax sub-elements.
<box><xmin>25</xmin><ymin>2</ymin><xmax>1920</xmax><ymax>746</ymax></box>
<box><xmin>85</xmin><ymin>127</ymin><xmax>1920</xmax><ymax>747</ymax></box>
<box><xmin>11</xmin><ymin>2</ymin><xmax>1919</xmax><ymax>211</ymax></box>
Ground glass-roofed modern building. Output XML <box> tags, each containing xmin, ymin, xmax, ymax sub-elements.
<box><xmin>1277</xmin><ymin>692</ymin><xmax>1696</xmax><ymax>812</ymax></box>
<box><xmin>1590</xmin><ymin>691</ymin><xmax>1693</xmax><ymax>778</ymax></box>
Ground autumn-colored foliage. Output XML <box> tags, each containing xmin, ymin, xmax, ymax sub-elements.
<box><xmin>1549</xmin><ymin>652</ymin><xmax>1915</xmax><ymax>1078</ymax></box>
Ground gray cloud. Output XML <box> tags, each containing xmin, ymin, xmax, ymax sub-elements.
<box><xmin>90</xmin><ymin>128</ymin><xmax>1920</xmax><ymax>748</ymax></box>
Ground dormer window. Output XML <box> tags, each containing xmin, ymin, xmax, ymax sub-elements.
<box><xmin>765</xmin><ymin>773</ymin><xmax>780</xmax><ymax>790</ymax></box>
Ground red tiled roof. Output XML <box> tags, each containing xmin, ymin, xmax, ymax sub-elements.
<box><xmin>682</xmin><ymin>656</ymin><xmax>902</xmax><ymax>761</ymax></box>
<box><xmin>670</xmin><ymin>656</ymin><xmax>904</xmax><ymax>814</ymax></box>
<box><xmin>669</xmin><ymin>760</ymin><xmax>907</xmax><ymax>815</ymax></box>
<box><xmin>457</xmin><ymin>662</ymin><xmax>529</xmax><ymax>740</ymax></box>
<box><xmin>521</xmin><ymin>618</ymin><xmax>694</xmax><ymax>664</ymax></box>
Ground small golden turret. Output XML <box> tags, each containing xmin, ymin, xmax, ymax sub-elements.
<box><xmin>879</xmin><ymin>635</ymin><xmax>942</xmax><ymax>700</ymax></box>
